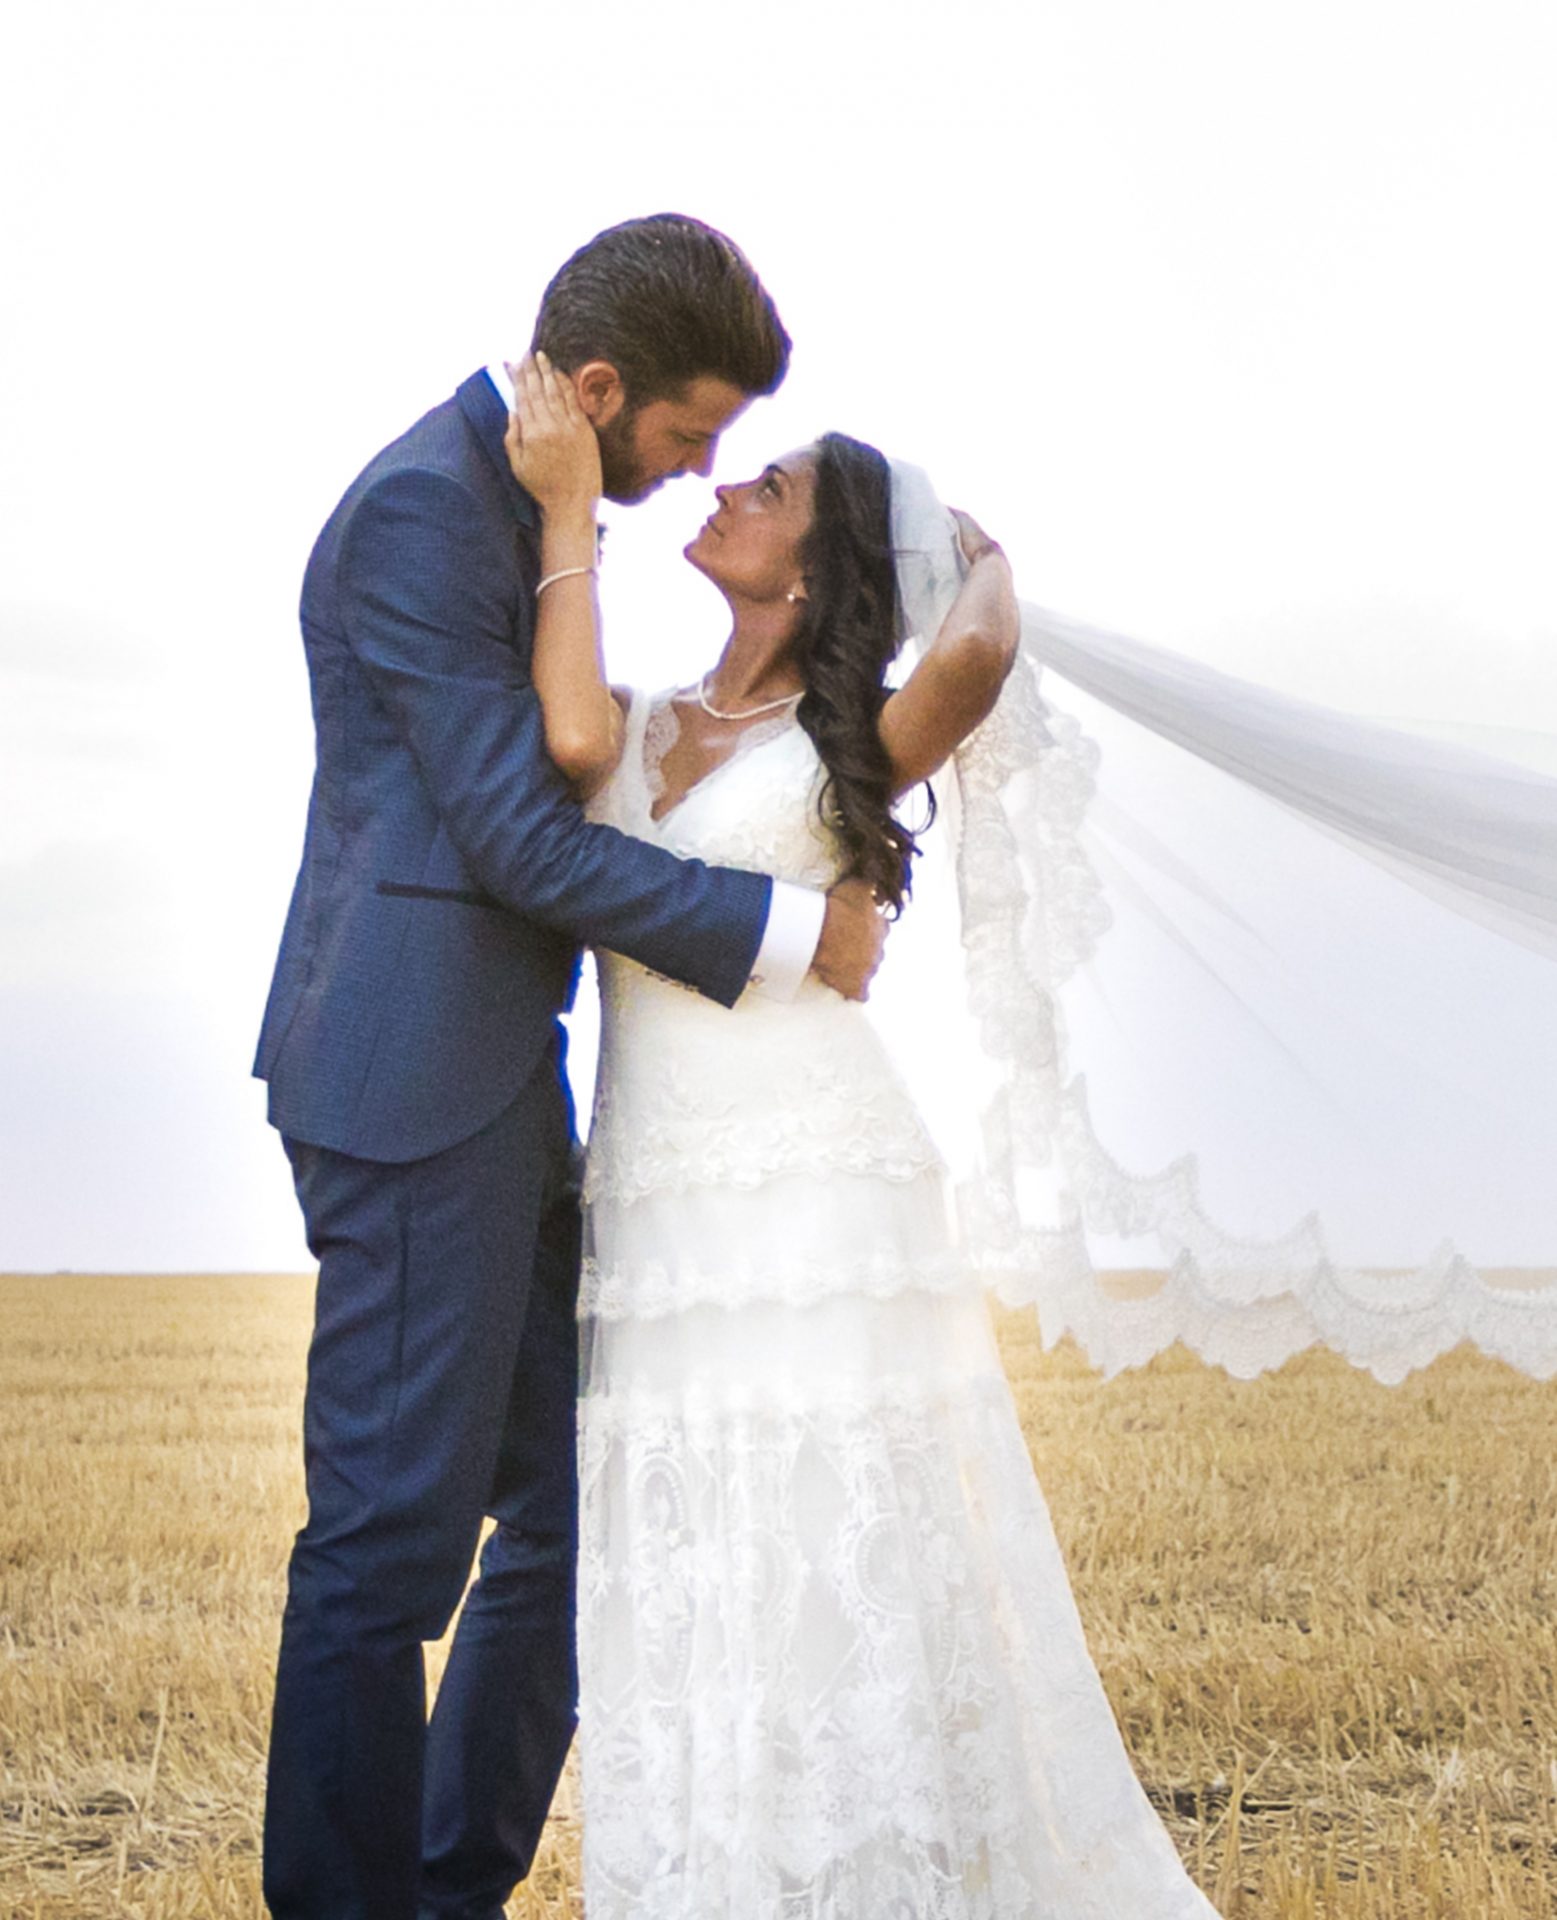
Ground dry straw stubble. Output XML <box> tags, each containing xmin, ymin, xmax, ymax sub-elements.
<box><xmin>2</xmin><ymin>1274</ymin><xmax>1554</xmax><ymax>1918</ymax></box>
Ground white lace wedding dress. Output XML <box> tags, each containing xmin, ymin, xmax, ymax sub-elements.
<box><xmin>577</xmin><ymin>687</ymin><xmax>1222</xmax><ymax>1919</ymax></box>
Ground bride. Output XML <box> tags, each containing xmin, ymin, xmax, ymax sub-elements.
<box><xmin>506</xmin><ymin>355</ymin><xmax>1223</xmax><ymax>1917</ymax></box>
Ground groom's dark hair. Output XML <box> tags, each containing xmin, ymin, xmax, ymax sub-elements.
<box><xmin>531</xmin><ymin>214</ymin><xmax>791</xmax><ymax>404</ymax></box>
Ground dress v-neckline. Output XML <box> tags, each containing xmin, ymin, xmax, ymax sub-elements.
<box><xmin>643</xmin><ymin>693</ymin><xmax>800</xmax><ymax>829</ymax></box>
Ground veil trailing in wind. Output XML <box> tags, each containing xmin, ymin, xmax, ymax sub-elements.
<box><xmin>886</xmin><ymin>460</ymin><xmax>1557</xmax><ymax>1385</ymax></box>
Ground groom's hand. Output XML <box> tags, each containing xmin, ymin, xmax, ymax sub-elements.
<box><xmin>812</xmin><ymin>877</ymin><xmax>889</xmax><ymax>1001</ymax></box>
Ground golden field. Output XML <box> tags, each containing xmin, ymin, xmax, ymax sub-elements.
<box><xmin>2</xmin><ymin>1272</ymin><xmax>1554</xmax><ymax>1919</ymax></box>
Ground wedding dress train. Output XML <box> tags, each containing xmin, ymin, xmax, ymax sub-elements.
<box><xmin>576</xmin><ymin>689</ymin><xmax>1220</xmax><ymax>1919</ymax></box>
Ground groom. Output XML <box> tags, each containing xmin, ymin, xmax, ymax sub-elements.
<box><xmin>254</xmin><ymin>214</ymin><xmax>885</xmax><ymax>1920</ymax></box>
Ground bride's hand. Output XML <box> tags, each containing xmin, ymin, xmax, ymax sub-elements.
<box><xmin>504</xmin><ymin>352</ymin><xmax>602</xmax><ymax>520</ymax></box>
<box><xmin>949</xmin><ymin>508</ymin><xmax>1005</xmax><ymax>567</ymax></box>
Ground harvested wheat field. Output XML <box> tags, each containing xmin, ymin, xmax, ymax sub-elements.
<box><xmin>2</xmin><ymin>1273</ymin><xmax>1554</xmax><ymax>1919</ymax></box>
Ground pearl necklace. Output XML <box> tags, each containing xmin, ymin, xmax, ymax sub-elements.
<box><xmin>695</xmin><ymin>673</ymin><xmax>804</xmax><ymax>722</ymax></box>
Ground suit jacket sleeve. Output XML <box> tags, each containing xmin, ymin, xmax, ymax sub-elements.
<box><xmin>336</xmin><ymin>463</ymin><xmax>772</xmax><ymax>1007</ymax></box>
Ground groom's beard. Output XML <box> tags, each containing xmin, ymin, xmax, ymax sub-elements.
<box><xmin>595</xmin><ymin>406</ymin><xmax>663</xmax><ymax>506</ymax></box>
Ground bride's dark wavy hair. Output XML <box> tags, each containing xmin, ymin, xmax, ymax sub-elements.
<box><xmin>792</xmin><ymin>432</ymin><xmax>933</xmax><ymax>916</ymax></box>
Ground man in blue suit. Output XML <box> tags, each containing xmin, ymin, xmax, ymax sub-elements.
<box><xmin>255</xmin><ymin>215</ymin><xmax>885</xmax><ymax>1920</ymax></box>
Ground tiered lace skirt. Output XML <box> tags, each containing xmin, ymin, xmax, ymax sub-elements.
<box><xmin>576</xmin><ymin>963</ymin><xmax>1219</xmax><ymax>1919</ymax></box>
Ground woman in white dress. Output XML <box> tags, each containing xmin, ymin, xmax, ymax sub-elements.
<box><xmin>507</xmin><ymin>356</ymin><xmax>1222</xmax><ymax>1918</ymax></box>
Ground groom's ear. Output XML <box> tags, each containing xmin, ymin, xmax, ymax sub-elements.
<box><xmin>573</xmin><ymin>360</ymin><xmax>628</xmax><ymax>430</ymax></box>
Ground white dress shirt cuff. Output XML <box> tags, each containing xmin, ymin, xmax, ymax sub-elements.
<box><xmin>748</xmin><ymin>881</ymin><xmax>825</xmax><ymax>1001</ymax></box>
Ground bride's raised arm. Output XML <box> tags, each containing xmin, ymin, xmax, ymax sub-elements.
<box><xmin>878</xmin><ymin>510</ymin><xmax>1019</xmax><ymax>797</ymax></box>
<box><xmin>503</xmin><ymin>352</ymin><xmax>625</xmax><ymax>794</ymax></box>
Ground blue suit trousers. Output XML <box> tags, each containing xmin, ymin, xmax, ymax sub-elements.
<box><xmin>262</xmin><ymin>1032</ymin><xmax>580</xmax><ymax>1920</ymax></box>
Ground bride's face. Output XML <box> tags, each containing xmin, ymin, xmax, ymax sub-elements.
<box><xmin>683</xmin><ymin>447</ymin><xmax>818</xmax><ymax>605</ymax></box>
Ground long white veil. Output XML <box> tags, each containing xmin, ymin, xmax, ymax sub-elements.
<box><xmin>887</xmin><ymin>460</ymin><xmax>1557</xmax><ymax>1384</ymax></box>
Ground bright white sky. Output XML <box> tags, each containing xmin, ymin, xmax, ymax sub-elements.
<box><xmin>2</xmin><ymin>0</ymin><xmax>1553</xmax><ymax>1271</ymax></box>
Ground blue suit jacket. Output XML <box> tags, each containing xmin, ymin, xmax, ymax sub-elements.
<box><xmin>255</xmin><ymin>371</ymin><xmax>772</xmax><ymax>1163</ymax></box>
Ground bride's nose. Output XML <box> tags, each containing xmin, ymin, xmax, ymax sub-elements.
<box><xmin>714</xmin><ymin>483</ymin><xmax>734</xmax><ymax>506</ymax></box>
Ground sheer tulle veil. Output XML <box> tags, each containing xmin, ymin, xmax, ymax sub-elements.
<box><xmin>885</xmin><ymin>460</ymin><xmax>1557</xmax><ymax>1384</ymax></box>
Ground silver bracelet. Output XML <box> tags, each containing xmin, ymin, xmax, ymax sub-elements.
<box><xmin>535</xmin><ymin>564</ymin><xmax>597</xmax><ymax>598</ymax></box>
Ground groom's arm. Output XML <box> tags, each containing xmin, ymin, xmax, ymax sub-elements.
<box><xmin>336</xmin><ymin>464</ymin><xmax>829</xmax><ymax>1006</ymax></box>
